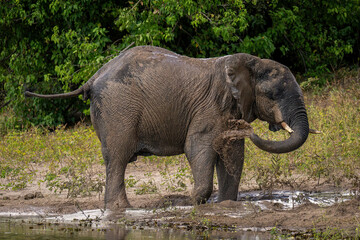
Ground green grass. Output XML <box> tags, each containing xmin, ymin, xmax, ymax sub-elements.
<box><xmin>0</xmin><ymin>68</ymin><xmax>359</xmax><ymax>196</ymax></box>
<box><xmin>0</xmin><ymin>124</ymin><xmax>104</xmax><ymax>196</ymax></box>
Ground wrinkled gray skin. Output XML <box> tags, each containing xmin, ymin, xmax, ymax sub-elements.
<box><xmin>25</xmin><ymin>46</ymin><xmax>309</xmax><ymax>210</ymax></box>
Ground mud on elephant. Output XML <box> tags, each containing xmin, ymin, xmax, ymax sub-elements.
<box><xmin>25</xmin><ymin>46</ymin><xmax>315</xmax><ymax>210</ymax></box>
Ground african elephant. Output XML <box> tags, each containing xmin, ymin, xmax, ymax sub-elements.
<box><xmin>25</xmin><ymin>46</ymin><xmax>311</xmax><ymax>210</ymax></box>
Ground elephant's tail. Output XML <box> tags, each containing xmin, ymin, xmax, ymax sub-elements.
<box><xmin>25</xmin><ymin>83</ymin><xmax>91</xmax><ymax>101</ymax></box>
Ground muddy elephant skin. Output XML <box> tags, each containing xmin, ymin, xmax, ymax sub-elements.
<box><xmin>25</xmin><ymin>46</ymin><xmax>309</xmax><ymax>209</ymax></box>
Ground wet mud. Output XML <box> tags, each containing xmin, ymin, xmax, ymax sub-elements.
<box><xmin>0</xmin><ymin>189</ymin><xmax>359</xmax><ymax>238</ymax></box>
<box><xmin>213</xmin><ymin>119</ymin><xmax>253</xmax><ymax>176</ymax></box>
<box><xmin>1</xmin><ymin>159</ymin><xmax>359</xmax><ymax>238</ymax></box>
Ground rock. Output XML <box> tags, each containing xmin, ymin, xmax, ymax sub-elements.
<box><xmin>35</xmin><ymin>192</ymin><xmax>44</xmax><ymax>198</ymax></box>
<box><xmin>24</xmin><ymin>192</ymin><xmax>44</xmax><ymax>200</ymax></box>
<box><xmin>2</xmin><ymin>196</ymin><xmax>10</xmax><ymax>200</ymax></box>
<box><xmin>24</xmin><ymin>193</ymin><xmax>35</xmax><ymax>200</ymax></box>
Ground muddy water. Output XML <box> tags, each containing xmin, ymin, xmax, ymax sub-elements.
<box><xmin>0</xmin><ymin>221</ymin><xmax>191</xmax><ymax>240</ymax></box>
<box><xmin>233</xmin><ymin>190</ymin><xmax>354</xmax><ymax>208</ymax></box>
<box><xmin>0</xmin><ymin>219</ymin><xmax>270</xmax><ymax>239</ymax></box>
<box><xmin>0</xmin><ymin>190</ymin><xmax>354</xmax><ymax>239</ymax></box>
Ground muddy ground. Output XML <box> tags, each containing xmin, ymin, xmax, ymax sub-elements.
<box><xmin>0</xmin><ymin>160</ymin><xmax>359</xmax><ymax>237</ymax></box>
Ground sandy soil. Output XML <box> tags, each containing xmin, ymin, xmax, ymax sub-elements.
<box><xmin>0</xmin><ymin>160</ymin><xmax>359</xmax><ymax>236</ymax></box>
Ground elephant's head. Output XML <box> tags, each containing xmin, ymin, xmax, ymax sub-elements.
<box><xmin>225</xmin><ymin>53</ymin><xmax>309</xmax><ymax>153</ymax></box>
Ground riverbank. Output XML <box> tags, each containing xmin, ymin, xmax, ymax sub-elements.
<box><xmin>0</xmin><ymin>158</ymin><xmax>359</xmax><ymax>239</ymax></box>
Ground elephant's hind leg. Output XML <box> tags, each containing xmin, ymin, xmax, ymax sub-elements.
<box><xmin>101</xmin><ymin>134</ymin><xmax>137</xmax><ymax>210</ymax></box>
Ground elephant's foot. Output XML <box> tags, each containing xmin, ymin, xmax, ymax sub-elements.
<box><xmin>192</xmin><ymin>186</ymin><xmax>212</xmax><ymax>204</ymax></box>
<box><xmin>217</xmin><ymin>192</ymin><xmax>238</xmax><ymax>202</ymax></box>
<box><xmin>106</xmin><ymin>199</ymin><xmax>132</xmax><ymax>210</ymax></box>
<box><xmin>105</xmin><ymin>191</ymin><xmax>132</xmax><ymax>210</ymax></box>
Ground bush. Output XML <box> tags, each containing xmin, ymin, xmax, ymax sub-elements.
<box><xmin>116</xmin><ymin>0</ymin><xmax>359</xmax><ymax>72</ymax></box>
<box><xmin>0</xmin><ymin>0</ymin><xmax>126</xmax><ymax>126</ymax></box>
<box><xmin>1</xmin><ymin>0</ymin><xmax>359</xmax><ymax>127</ymax></box>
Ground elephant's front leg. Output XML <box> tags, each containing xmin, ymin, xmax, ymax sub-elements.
<box><xmin>216</xmin><ymin>138</ymin><xmax>244</xmax><ymax>202</ymax></box>
<box><xmin>185</xmin><ymin>135</ymin><xmax>217</xmax><ymax>204</ymax></box>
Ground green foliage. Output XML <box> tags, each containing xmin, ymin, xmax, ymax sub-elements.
<box><xmin>116</xmin><ymin>0</ymin><xmax>359</xmax><ymax>72</ymax></box>
<box><xmin>115</xmin><ymin>0</ymin><xmax>251</xmax><ymax>57</ymax></box>
<box><xmin>265</xmin><ymin>0</ymin><xmax>359</xmax><ymax>84</ymax></box>
<box><xmin>0</xmin><ymin>0</ymin><xmax>124</xmax><ymax>126</ymax></box>
<box><xmin>1</xmin><ymin>0</ymin><xmax>359</xmax><ymax>127</ymax></box>
<box><xmin>0</xmin><ymin>124</ymin><xmax>104</xmax><ymax>196</ymax></box>
<box><xmin>0</xmin><ymin>165</ymin><xmax>30</xmax><ymax>190</ymax></box>
<box><xmin>41</xmin><ymin>165</ymin><xmax>105</xmax><ymax>198</ymax></box>
<box><xmin>160</xmin><ymin>164</ymin><xmax>189</xmax><ymax>192</ymax></box>
<box><xmin>134</xmin><ymin>172</ymin><xmax>158</xmax><ymax>195</ymax></box>
<box><xmin>125</xmin><ymin>175</ymin><xmax>139</xmax><ymax>188</ymax></box>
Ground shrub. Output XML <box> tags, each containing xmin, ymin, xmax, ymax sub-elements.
<box><xmin>1</xmin><ymin>0</ymin><xmax>359</xmax><ymax>127</ymax></box>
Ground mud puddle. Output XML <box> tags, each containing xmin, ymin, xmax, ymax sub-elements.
<box><xmin>231</xmin><ymin>189</ymin><xmax>354</xmax><ymax>209</ymax></box>
<box><xmin>1</xmin><ymin>189</ymin><xmax>351</xmax><ymax>221</ymax></box>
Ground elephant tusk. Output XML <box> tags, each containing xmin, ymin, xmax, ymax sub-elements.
<box><xmin>281</xmin><ymin>122</ymin><xmax>294</xmax><ymax>134</ymax></box>
<box><xmin>309</xmin><ymin>128</ymin><xmax>321</xmax><ymax>134</ymax></box>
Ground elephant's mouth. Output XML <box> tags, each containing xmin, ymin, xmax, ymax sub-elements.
<box><xmin>269</xmin><ymin>123</ymin><xmax>282</xmax><ymax>132</ymax></box>
<box><xmin>269</xmin><ymin>122</ymin><xmax>294</xmax><ymax>134</ymax></box>
<box><xmin>250</xmin><ymin>100</ymin><xmax>307</xmax><ymax>154</ymax></box>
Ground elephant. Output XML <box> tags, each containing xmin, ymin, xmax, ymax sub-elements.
<box><xmin>25</xmin><ymin>46</ymin><xmax>313</xmax><ymax>210</ymax></box>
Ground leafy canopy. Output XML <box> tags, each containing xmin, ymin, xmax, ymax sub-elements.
<box><xmin>0</xmin><ymin>0</ymin><xmax>359</xmax><ymax>127</ymax></box>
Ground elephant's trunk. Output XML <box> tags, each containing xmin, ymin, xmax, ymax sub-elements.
<box><xmin>250</xmin><ymin>107</ymin><xmax>309</xmax><ymax>154</ymax></box>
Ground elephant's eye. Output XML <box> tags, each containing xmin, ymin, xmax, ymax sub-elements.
<box><xmin>265</xmin><ymin>89</ymin><xmax>277</xmax><ymax>100</ymax></box>
<box><xmin>268</xmin><ymin>87</ymin><xmax>284</xmax><ymax>100</ymax></box>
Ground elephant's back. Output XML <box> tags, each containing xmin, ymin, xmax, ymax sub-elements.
<box><xmin>90</xmin><ymin>46</ymin><xmax>217</xmax><ymax>96</ymax></box>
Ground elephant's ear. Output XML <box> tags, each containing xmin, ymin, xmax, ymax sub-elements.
<box><xmin>225</xmin><ymin>54</ymin><xmax>259</xmax><ymax>122</ymax></box>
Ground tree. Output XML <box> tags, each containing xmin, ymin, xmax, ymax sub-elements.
<box><xmin>1</xmin><ymin>0</ymin><xmax>359</xmax><ymax>127</ymax></box>
<box><xmin>0</xmin><ymin>0</ymin><xmax>125</xmax><ymax>126</ymax></box>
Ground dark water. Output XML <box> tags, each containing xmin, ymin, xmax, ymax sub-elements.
<box><xmin>0</xmin><ymin>220</ymin><xmax>271</xmax><ymax>240</ymax></box>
